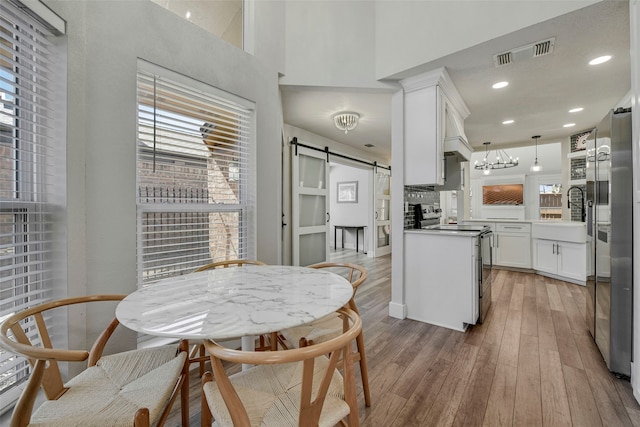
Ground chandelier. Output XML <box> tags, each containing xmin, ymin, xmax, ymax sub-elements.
<box><xmin>474</xmin><ymin>141</ymin><xmax>519</xmax><ymax>175</ymax></box>
<box><xmin>333</xmin><ymin>112</ymin><xmax>360</xmax><ymax>134</ymax></box>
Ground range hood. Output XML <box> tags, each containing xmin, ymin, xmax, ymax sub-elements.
<box><xmin>443</xmin><ymin>102</ymin><xmax>472</xmax><ymax>161</ymax></box>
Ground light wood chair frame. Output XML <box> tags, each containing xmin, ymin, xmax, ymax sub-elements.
<box><xmin>201</xmin><ymin>307</ymin><xmax>362</xmax><ymax>427</ymax></box>
<box><xmin>0</xmin><ymin>294</ymin><xmax>189</xmax><ymax>427</ymax></box>
<box><xmin>297</xmin><ymin>262</ymin><xmax>371</xmax><ymax>407</ymax></box>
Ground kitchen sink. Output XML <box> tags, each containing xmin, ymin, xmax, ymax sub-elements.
<box><xmin>532</xmin><ymin>221</ymin><xmax>587</xmax><ymax>243</ymax></box>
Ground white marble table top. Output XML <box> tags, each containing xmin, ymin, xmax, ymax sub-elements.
<box><xmin>116</xmin><ymin>265</ymin><xmax>354</xmax><ymax>340</ymax></box>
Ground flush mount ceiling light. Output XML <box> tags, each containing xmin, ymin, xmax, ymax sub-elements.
<box><xmin>333</xmin><ymin>112</ymin><xmax>360</xmax><ymax>134</ymax></box>
<box><xmin>492</xmin><ymin>81</ymin><xmax>509</xmax><ymax>89</ymax></box>
<box><xmin>474</xmin><ymin>141</ymin><xmax>519</xmax><ymax>175</ymax></box>
<box><xmin>589</xmin><ymin>55</ymin><xmax>611</xmax><ymax>65</ymax></box>
<box><xmin>530</xmin><ymin>135</ymin><xmax>543</xmax><ymax>172</ymax></box>
<box><xmin>569</xmin><ymin>107</ymin><xmax>584</xmax><ymax>113</ymax></box>
<box><xmin>502</xmin><ymin>119</ymin><xmax>515</xmax><ymax>125</ymax></box>
<box><xmin>563</xmin><ymin>123</ymin><xmax>576</xmax><ymax>128</ymax></box>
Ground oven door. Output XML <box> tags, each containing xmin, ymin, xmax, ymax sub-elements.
<box><xmin>478</xmin><ymin>231</ymin><xmax>492</xmax><ymax>323</ymax></box>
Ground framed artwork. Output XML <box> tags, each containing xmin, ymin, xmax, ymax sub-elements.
<box><xmin>337</xmin><ymin>181</ymin><xmax>358</xmax><ymax>203</ymax></box>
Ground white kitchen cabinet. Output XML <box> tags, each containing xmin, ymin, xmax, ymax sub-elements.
<box><xmin>533</xmin><ymin>239</ymin><xmax>587</xmax><ymax>284</ymax></box>
<box><xmin>401</xmin><ymin>68</ymin><xmax>470</xmax><ymax>186</ymax></box>
<box><xmin>403</xmin><ymin>84</ymin><xmax>445</xmax><ymax>185</ymax></box>
<box><xmin>404</xmin><ymin>231</ymin><xmax>478</xmax><ymax>331</ymax></box>
<box><xmin>494</xmin><ymin>222</ymin><xmax>531</xmax><ymax>269</ymax></box>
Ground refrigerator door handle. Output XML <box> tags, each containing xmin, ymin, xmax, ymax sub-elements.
<box><xmin>587</xmin><ymin>200</ymin><xmax>594</xmax><ymax>237</ymax></box>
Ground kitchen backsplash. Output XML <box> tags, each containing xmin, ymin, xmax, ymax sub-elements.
<box><xmin>404</xmin><ymin>185</ymin><xmax>440</xmax><ymax>229</ymax></box>
<box><xmin>569</xmin><ymin>131</ymin><xmax>590</xmax><ymax>222</ymax></box>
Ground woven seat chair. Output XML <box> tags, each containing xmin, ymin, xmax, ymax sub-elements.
<box><xmin>0</xmin><ymin>294</ymin><xmax>189</xmax><ymax>427</ymax></box>
<box><xmin>191</xmin><ymin>259</ymin><xmax>272</xmax><ymax>376</ymax></box>
<box><xmin>201</xmin><ymin>307</ymin><xmax>362</xmax><ymax>427</ymax></box>
<box><xmin>279</xmin><ymin>262</ymin><xmax>371</xmax><ymax>407</ymax></box>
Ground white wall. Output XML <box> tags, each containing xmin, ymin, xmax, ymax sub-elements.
<box><xmin>48</xmin><ymin>0</ymin><xmax>282</xmax><ymax>352</ymax></box>
<box><xmin>280</xmin><ymin>0</ymin><xmax>390</xmax><ymax>89</ymax></box>
<box><xmin>375</xmin><ymin>0</ymin><xmax>601</xmax><ymax>79</ymax></box>
<box><xmin>247</xmin><ymin>0</ymin><xmax>285</xmax><ymax>74</ymax></box>
<box><xmin>329</xmin><ymin>164</ymin><xmax>371</xmax><ymax>251</ymax></box>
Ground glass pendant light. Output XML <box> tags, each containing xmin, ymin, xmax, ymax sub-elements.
<box><xmin>530</xmin><ymin>135</ymin><xmax>543</xmax><ymax>172</ymax></box>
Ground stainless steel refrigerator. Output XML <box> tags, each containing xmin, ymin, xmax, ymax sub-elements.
<box><xmin>585</xmin><ymin>108</ymin><xmax>633</xmax><ymax>378</ymax></box>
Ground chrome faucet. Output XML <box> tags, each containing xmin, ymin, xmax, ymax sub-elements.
<box><xmin>567</xmin><ymin>186</ymin><xmax>586</xmax><ymax>222</ymax></box>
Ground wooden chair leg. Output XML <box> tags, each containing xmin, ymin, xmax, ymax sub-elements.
<box><xmin>180</xmin><ymin>340</ymin><xmax>190</xmax><ymax>427</ymax></box>
<box><xmin>199</xmin><ymin>344</ymin><xmax>206</xmax><ymax>377</ymax></box>
<box><xmin>355</xmin><ymin>331</ymin><xmax>371</xmax><ymax>407</ymax></box>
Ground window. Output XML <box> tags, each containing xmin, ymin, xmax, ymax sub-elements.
<box><xmin>136</xmin><ymin>61</ymin><xmax>255</xmax><ymax>287</ymax></box>
<box><xmin>482</xmin><ymin>184</ymin><xmax>524</xmax><ymax>205</ymax></box>
<box><xmin>0</xmin><ymin>1</ymin><xmax>64</xmax><ymax>412</ymax></box>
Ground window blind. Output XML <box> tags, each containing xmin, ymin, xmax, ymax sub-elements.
<box><xmin>0</xmin><ymin>1</ymin><xmax>62</xmax><ymax>412</ymax></box>
<box><xmin>136</xmin><ymin>62</ymin><xmax>256</xmax><ymax>288</ymax></box>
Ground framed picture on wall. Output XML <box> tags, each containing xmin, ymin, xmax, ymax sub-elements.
<box><xmin>337</xmin><ymin>181</ymin><xmax>358</xmax><ymax>203</ymax></box>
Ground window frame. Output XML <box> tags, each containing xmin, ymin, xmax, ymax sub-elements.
<box><xmin>135</xmin><ymin>60</ymin><xmax>256</xmax><ymax>289</ymax></box>
<box><xmin>0</xmin><ymin>0</ymin><xmax>66</xmax><ymax>413</ymax></box>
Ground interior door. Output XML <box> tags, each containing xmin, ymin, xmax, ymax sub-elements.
<box><xmin>374</xmin><ymin>168</ymin><xmax>391</xmax><ymax>256</ymax></box>
<box><xmin>291</xmin><ymin>145</ymin><xmax>329</xmax><ymax>266</ymax></box>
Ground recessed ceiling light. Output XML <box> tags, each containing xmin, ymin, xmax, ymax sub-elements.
<box><xmin>569</xmin><ymin>107</ymin><xmax>584</xmax><ymax>113</ymax></box>
<box><xmin>502</xmin><ymin>119</ymin><xmax>514</xmax><ymax>125</ymax></box>
<box><xmin>563</xmin><ymin>123</ymin><xmax>576</xmax><ymax>128</ymax></box>
<box><xmin>589</xmin><ymin>55</ymin><xmax>611</xmax><ymax>65</ymax></box>
<box><xmin>186</xmin><ymin>11</ymin><xmax>191</xmax><ymax>19</ymax></box>
<box><xmin>364</xmin><ymin>143</ymin><xmax>375</xmax><ymax>148</ymax></box>
<box><xmin>492</xmin><ymin>81</ymin><xmax>509</xmax><ymax>89</ymax></box>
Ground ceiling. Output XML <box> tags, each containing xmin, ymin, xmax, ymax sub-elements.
<box><xmin>281</xmin><ymin>1</ymin><xmax>630</xmax><ymax>161</ymax></box>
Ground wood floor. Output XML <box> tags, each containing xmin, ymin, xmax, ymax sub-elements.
<box><xmin>169</xmin><ymin>250</ymin><xmax>640</xmax><ymax>426</ymax></box>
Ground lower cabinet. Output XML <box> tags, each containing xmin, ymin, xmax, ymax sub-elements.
<box><xmin>532</xmin><ymin>239</ymin><xmax>586</xmax><ymax>283</ymax></box>
<box><xmin>494</xmin><ymin>223</ymin><xmax>531</xmax><ymax>269</ymax></box>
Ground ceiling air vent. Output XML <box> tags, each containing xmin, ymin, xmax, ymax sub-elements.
<box><xmin>495</xmin><ymin>52</ymin><xmax>512</xmax><ymax>66</ymax></box>
<box><xmin>493</xmin><ymin>37</ymin><xmax>555</xmax><ymax>67</ymax></box>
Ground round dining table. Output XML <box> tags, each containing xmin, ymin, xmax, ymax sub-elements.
<box><xmin>116</xmin><ymin>264</ymin><xmax>354</xmax><ymax>344</ymax></box>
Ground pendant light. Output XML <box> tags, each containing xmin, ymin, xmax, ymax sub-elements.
<box><xmin>530</xmin><ymin>135</ymin><xmax>543</xmax><ymax>172</ymax></box>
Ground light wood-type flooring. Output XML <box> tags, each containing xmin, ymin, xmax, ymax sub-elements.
<box><xmin>168</xmin><ymin>249</ymin><xmax>640</xmax><ymax>426</ymax></box>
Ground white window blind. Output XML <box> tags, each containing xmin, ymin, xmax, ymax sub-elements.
<box><xmin>0</xmin><ymin>0</ymin><xmax>63</xmax><ymax>412</ymax></box>
<box><xmin>136</xmin><ymin>62</ymin><xmax>256</xmax><ymax>287</ymax></box>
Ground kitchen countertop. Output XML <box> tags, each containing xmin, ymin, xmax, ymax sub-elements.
<box><xmin>462</xmin><ymin>218</ymin><xmax>586</xmax><ymax>225</ymax></box>
<box><xmin>404</xmin><ymin>225</ymin><xmax>488</xmax><ymax>237</ymax></box>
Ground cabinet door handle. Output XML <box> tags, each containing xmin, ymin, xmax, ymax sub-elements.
<box><xmin>504</xmin><ymin>226</ymin><xmax>522</xmax><ymax>230</ymax></box>
<box><xmin>552</xmin><ymin>243</ymin><xmax>556</xmax><ymax>254</ymax></box>
<box><xmin>496</xmin><ymin>235</ymin><xmax>499</xmax><ymax>248</ymax></box>
<box><xmin>556</xmin><ymin>243</ymin><xmax>560</xmax><ymax>255</ymax></box>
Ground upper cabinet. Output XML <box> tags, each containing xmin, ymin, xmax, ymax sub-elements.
<box><xmin>401</xmin><ymin>68</ymin><xmax>471</xmax><ymax>186</ymax></box>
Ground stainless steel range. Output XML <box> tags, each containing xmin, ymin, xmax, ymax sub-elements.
<box><xmin>412</xmin><ymin>203</ymin><xmax>442</xmax><ymax>228</ymax></box>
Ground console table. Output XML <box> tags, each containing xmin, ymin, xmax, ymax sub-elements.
<box><xmin>334</xmin><ymin>225</ymin><xmax>367</xmax><ymax>253</ymax></box>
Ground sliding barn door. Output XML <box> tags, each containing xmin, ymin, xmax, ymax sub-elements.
<box><xmin>291</xmin><ymin>146</ymin><xmax>329</xmax><ymax>266</ymax></box>
<box><xmin>374</xmin><ymin>168</ymin><xmax>391</xmax><ymax>256</ymax></box>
